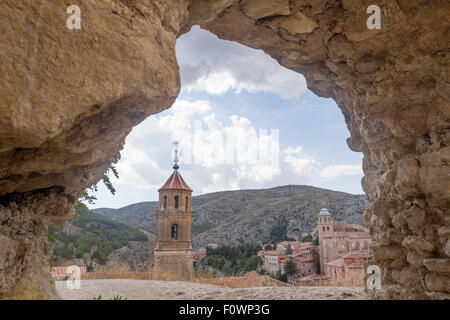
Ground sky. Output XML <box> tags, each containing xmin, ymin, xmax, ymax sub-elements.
<box><xmin>91</xmin><ymin>26</ymin><xmax>364</xmax><ymax>209</ymax></box>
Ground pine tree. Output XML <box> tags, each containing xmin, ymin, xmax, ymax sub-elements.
<box><xmin>286</xmin><ymin>244</ymin><xmax>293</xmax><ymax>254</ymax></box>
<box><xmin>284</xmin><ymin>258</ymin><xmax>297</xmax><ymax>276</ymax></box>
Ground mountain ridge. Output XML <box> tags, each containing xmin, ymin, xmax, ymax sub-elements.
<box><xmin>93</xmin><ymin>185</ymin><xmax>369</xmax><ymax>248</ymax></box>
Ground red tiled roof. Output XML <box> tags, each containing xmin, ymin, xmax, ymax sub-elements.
<box><xmin>158</xmin><ymin>169</ymin><xmax>193</xmax><ymax>192</ymax></box>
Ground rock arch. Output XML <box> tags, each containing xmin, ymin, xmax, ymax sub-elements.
<box><xmin>0</xmin><ymin>0</ymin><xmax>448</xmax><ymax>299</ymax></box>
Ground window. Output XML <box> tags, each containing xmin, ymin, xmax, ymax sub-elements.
<box><xmin>171</xmin><ymin>224</ymin><xmax>178</xmax><ymax>240</ymax></box>
<box><xmin>322</xmin><ymin>226</ymin><xmax>325</xmax><ymax>232</ymax></box>
<box><xmin>327</xmin><ymin>226</ymin><xmax>330</xmax><ymax>231</ymax></box>
<box><xmin>174</xmin><ymin>195</ymin><xmax>179</xmax><ymax>209</ymax></box>
<box><xmin>185</xmin><ymin>196</ymin><xmax>188</xmax><ymax>210</ymax></box>
<box><xmin>163</xmin><ymin>195</ymin><xmax>167</xmax><ymax>209</ymax></box>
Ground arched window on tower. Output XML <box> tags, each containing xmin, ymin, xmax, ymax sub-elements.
<box><xmin>171</xmin><ymin>224</ymin><xmax>178</xmax><ymax>240</ymax></box>
<box><xmin>163</xmin><ymin>195</ymin><xmax>167</xmax><ymax>210</ymax></box>
<box><xmin>322</xmin><ymin>226</ymin><xmax>326</xmax><ymax>232</ymax></box>
<box><xmin>174</xmin><ymin>195</ymin><xmax>179</xmax><ymax>209</ymax></box>
<box><xmin>327</xmin><ymin>226</ymin><xmax>330</xmax><ymax>231</ymax></box>
<box><xmin>185</xmin><ymin>196</ymin><xmax>188</xmax><ymax>211</ymax></box>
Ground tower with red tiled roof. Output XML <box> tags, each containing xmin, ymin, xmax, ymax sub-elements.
<box><xmin>154</xmin><ymin>141</ymin><xmax>194</xmax><ymax>280</ymax></box>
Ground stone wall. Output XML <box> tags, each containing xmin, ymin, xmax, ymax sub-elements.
<box><xmin>154</xmin><ymin>250</ymin><xmax>194</xmax><ymax>281</ymax></box>
<box><xmin>0</xmin><ymin>0</ymin><xmax>448</xmax><ymax>299</ymax></box>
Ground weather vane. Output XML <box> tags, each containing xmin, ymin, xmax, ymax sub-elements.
<box><xmin>173</xmin><ymin>140</ymin><xmax>180</xmax><ymax>170</ymax></box>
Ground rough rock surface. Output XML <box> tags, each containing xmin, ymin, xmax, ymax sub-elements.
<box><xmin>0</xmin><ymin>0</ymin><xmax>449</xmax><ymax>299</ymax></box>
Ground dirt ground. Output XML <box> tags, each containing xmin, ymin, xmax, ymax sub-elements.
<box><xmin>55</xmin><ymin>279</ymin><xmax>371</xmax><ymax>300</ymax></box>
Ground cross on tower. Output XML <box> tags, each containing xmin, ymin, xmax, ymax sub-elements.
<box><xmin>173</xmin><ymin>140</ymin><xmax>179</xmax><ymax>170</ymax></box>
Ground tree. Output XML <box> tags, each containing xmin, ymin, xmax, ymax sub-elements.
<box><xmin>270</xmin><ymin>270</ymin><xmax>288</xmax><ymax>283</ymax></box>
<box><xmin>284</xmin><ymin>258</ymin><xmax>297</xmax><ymax>276</ymax></box>
<box><xmin>286</xmin><ymin>244</ymin><xmax>293</xmax><ymax>255</ymax></box>
<box><xmin>313</xmin><ymin>235</ymin><xmax>319</xmax><ymax>246</ymax></box>
<box><xmin>76</xmin><ymin>165</ymin><xmax>119</xmax><ymax>215</ymax></box>
<box><xmin>264</xmin><ymin>244</ymin><xmax>273</xmax><ymax>251</ymax></box>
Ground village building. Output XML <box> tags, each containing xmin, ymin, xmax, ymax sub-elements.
<box><xmin>153</xmin><ymin>142</ymin><xmax>194</xmax><ymax>280</ymax></box>
<box><xmin>260</xmin><ymin>250</ymin><xmax>287</xmax><ymax>274</ymax></box>
<box><xmin>258</xmin><ymin>207</ymin><xmax>371</xmax><ymax>286</ymax></box>
<box><xmin>259</xmin><ymin>241</ymin><xmax>317</xmax><ymax>277</ymax></box>
<box><xmin>192</xmin><ymin>247</ymin><xmax>207</xmax><ymax>261</ymax></box>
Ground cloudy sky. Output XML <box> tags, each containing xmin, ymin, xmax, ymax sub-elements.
<box><xmin>91</xmin><ymin>26</ymin><xmax>364</xmax><ymax>209</ymax></box>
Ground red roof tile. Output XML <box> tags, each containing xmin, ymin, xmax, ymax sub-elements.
<box><xmin>158</xmin><ymin>169</ymin><xmax>193</xmax><ymax>192</ymax></box>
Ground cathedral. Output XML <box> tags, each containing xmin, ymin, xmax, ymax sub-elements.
<box><xmin>317</xmin><ymin>207</ymin><xmax>371</xmax><ymax>281</ymax></box>
<box><xmin>153</xmin><ymin>142</ymin><xmax>194</xmax><ymax>280</ymax></box>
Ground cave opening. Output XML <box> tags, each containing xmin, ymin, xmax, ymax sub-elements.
<box><xmin>1</xmin><ymin>0</ymin><xmax>447</xmax><ymax>300</ymax></box>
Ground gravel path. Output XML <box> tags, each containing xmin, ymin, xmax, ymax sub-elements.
<box><xmin>56</xmin><ymin>279</ymin><xmax>370</xmax><ymax>300</ymax></box>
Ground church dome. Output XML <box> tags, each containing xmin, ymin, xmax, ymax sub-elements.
<box><xmin>319</xmin><ymin>207</ymin><xmax>330</xmax><ymax>216</ymax></box>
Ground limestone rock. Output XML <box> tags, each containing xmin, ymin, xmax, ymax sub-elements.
<box><xmin>402</xmin><ymin>236</ymin><xmax>435</xmax><ymax>254</ymax></box>
<box><xmin>310</xmin><ymin>0</ymin><xmax>329</xmax><ymax>15</ymax></box>
<box><xmin>391</xmin><ymin>267</ymin><xmax>419</xmax><ymax>286</ymax></box>
<box><xmin>425</xmin><ymin>273</ymin><xmax>450</xmax><ymax>293</ymax></box>
<box><xmin>445</xmin><ymin>240</ymin><xmax>450</xmax><ymax>257</ymax></box>
<box><xmin>394</xmin><ymin>158</ymin><xmax>420</xmax><ymax>197</ymax></box>
<box><xmin>406</xmin><ymin>250</ymin><xmax>423</xmax><ymax>267</ymax></box>
<box><xmin>423</xmin><ymin>259</ymin><xmax>450</xmax><ymax>273</ymax></box>
<box><xmin>278</xmin><ymin>13</ymin><xmax>319</xmax><ymax>35</ymax></box>
<box><xmin>240</xmin><ymin>0</ymin><xmax>290</xmax><ymax>20</ymax></box>
<box><xmin>188</xmin><ymin>0</ymin><xmax>234</xmax><ymax>24</ymax></box>
<box><xmin>392</xmin><ymin>213</ymin><xmax>407</xmax><ymax>230</ymax></box>
<box><xmin>403</xmin><ymin>206</ymin><xmax>426</xmax><ymax>232</ymax></box>
<box><xmin>355</xmin><ymin>53</ymin><xmax>385</xmax><ymax>73</ymax></box>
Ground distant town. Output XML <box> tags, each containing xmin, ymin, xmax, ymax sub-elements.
<box><xmin>192</xmin><ymin>207</ymin><xmax>371</xmax><ymax>286</ymax></box>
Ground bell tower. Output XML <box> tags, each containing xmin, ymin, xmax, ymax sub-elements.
<box><xmin>154</xmin><ymin>141</ymin><xmax>194</xmax><ymax>280</ymax></box>
<box><xmin>317</xmin><ymin>206</ymin><xmax>333</xmax><ymax>236</ymax></box>
<box><xmin>317</xmin><ymin>206</ymin><xmax>333</xmax><ymax>274</ymax></box>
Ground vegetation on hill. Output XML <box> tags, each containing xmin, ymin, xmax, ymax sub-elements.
<box><xmin>200</xmin><ymin>244</ymin><xmax>262</xmax><ymax>276</ymax></box>
<box><xmin>50</xmin><ymin>210</ymin><xmax>147</xmax><ymax>266</ymax></box>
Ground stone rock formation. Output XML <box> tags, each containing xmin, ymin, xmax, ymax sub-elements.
<box><xmin>0</xmin><ymin>0</ymin><xmax>448</xmax><ymax>299</ymax></box>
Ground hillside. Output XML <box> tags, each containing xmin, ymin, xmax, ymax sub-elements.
<box><xmin>93</xmin><ymin>185</ymin><xmax>369</xmax><ymax>249</ymax></box>
<box><xmin>49</xmin><ymin>211</ymin><xmax>155</xmax><ymax>271</ymax></box>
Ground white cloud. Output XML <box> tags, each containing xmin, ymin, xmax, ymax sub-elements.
<box><xmin>114</xmin><ymin>144</ymin><xmax>156</xmax><ymax>190</ymax></box>
<box><xmin>177</xmin><ymin>26</ymin><xmax>307</xmax><ymax>99</ymax></box>
<box><xmin>319</xmin><ymin>164</ymin><xmax>363</xmax><ymax>179</ymax></box>
<box><xmin>110</xmin><ymin>98</ymin><xmax>362</xmax><ymax>198</ymax></box>
<box><xmin>111</xmin><ymin>98</ymin><xmax>284</xmax><ymax>194</ymax></box>
<box><xmin>283</xmin><ymin>149</ymin><xmax>317</xmax><ymax>177</ymax></box>
<box><xmin>283</xmin><ymin>145</ymin><xmax>304</xmax><ymax>155</ymax></box>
